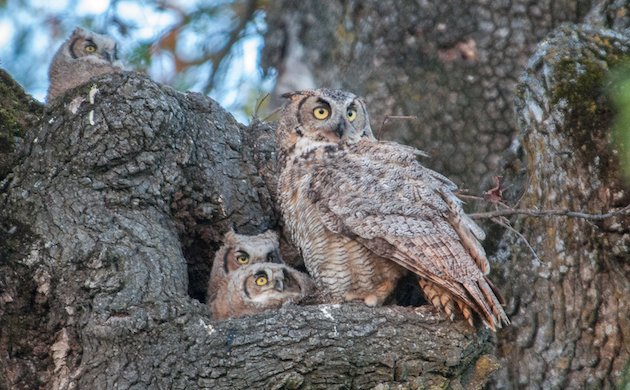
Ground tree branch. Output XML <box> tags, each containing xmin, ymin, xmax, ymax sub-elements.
<box><xmin>469</xmin><ymin>204</ymin><xmax>630</xmax><ymax>221</ymax></box>
<box><xmin>203</xmin><ymin>0</ymin><xmax>260</xmax><ymax>94</ymax></box>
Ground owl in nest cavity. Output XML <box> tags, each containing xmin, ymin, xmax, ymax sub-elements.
<box><xmin>206</xmin><ymin>229</ymin><xmax>284</xmax><ymax>305</ymax></box>
<box><xmin>47</xmin><ymin>27</ymin><xmax>124</xmax><ymax>103</ymax></box>
<box><xmin>209</xmin><ymin>262</ymin><xmax>314</xmax><ymax>321</ymax></box>
<box><xmin>275</xmin><ymin>88</ymin><xmax>509</xmax><ymax>330</ymax></box>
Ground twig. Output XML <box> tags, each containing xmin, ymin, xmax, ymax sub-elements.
<box><xmin>456</xmin><ymin>193</ymin><xmax>512</xmax><ymax>210</ymax></box>
<box><xmin>378</xmin><ymin>115</ymin><xmax>417</xmax><ymax>139</ymax></box>
<box><xmin>491</xmin><ymin>216</ymin><xmax>540</xmax><ymax>262</ymax></box>
<box><xmin>261</xmin><ymin>106</ymin><xmax>282</xmax><ymax>123</ymax></box>
<box><xmin>469</xmin><ymin>204</ymin><xmax>630</xmax><ymax>221</ymax></box>
<box><xmin>251</xmin><ymin>93</ymin><xmax>270</xmax><ymax>121</ymax></box>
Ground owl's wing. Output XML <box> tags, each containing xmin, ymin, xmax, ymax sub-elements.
<box><xmin>309</xmin><ymin>140</ymin><xmax>508</xmax><ymax>328</ymax></box>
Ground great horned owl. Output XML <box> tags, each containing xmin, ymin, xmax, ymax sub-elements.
<box><xmin>47</xmin><ymin>27</ymin><xmax>124</xmax><ymax>103</ymax></box>
<box><xmin>276</xmin><ymin>88</ymin><xmax>509</xmax><ymax>330</ymax></box>
<box><xmin>210</xmin><ymin>262</ymin><xmax>314</xmax><ymax>320</ymax></box>
<box><xmin>206</xmin><ymin>229</ymin><xmax>284</xmax><ymax>305</ymax></box>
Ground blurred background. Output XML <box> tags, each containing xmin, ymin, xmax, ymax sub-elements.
<box><xmin>0</xmin><ymin>0</ymin><xmax>271</xmax><ymax>122</ymax></box>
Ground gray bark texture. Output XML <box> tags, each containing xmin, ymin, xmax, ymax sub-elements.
<box><xmin>492</xmin><ymin>25</ymin><xmax>630</xmax><ymax>389</ymax></box>
<box><xmin>0</xmin><ymin>69</ymin><xmax>43</xmax><ymax>183</ymax></box>
<box><xmin>0</xmin><ymin>72</ymin><xmax>494</xmax><ymax>389</ymax></box>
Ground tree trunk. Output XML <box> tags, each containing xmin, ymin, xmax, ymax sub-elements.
<box><xmin>492</xmin><ymin>24</ymin><xmax>630</xmax><ymax>389</ymax></box>
<box><xmin>0</xmin><ymin>72</ymin><xmax>493</xmax><ymax>389</ymax></box>
<box><xmin>0</xmin><ymin>69</ymin><xmax>43</xmax><ymax>182</ymax></box>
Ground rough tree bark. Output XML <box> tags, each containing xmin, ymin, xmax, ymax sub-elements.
<box><xmin>262</xmin><ymin>1</ymin><xmax>630</xmax><ymax>388</ymax></box>
<box><xmin>0</xmin><ymin>72</ymin><xmax>494</xmax><ymax>389</ymax></box>
<box><xmin>0</xmin><ymin>69</ymin><xmax>43</xmax><ymax>183</ymax></box>
<box><xmin>491</xmin><ymin>25</ymin><xmax>630</xmax><ymax>388</ymax></box>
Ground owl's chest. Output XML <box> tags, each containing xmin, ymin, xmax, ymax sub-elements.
<box><xmin>278</xmin><ymin>163</ymin><xmax>404</xmax><ymax>296</ymax></box>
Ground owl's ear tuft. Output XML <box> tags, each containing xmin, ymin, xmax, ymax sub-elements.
<box><xmin>224</xmin><ymin>229</ymin><xmax>238</xmax><ymax>243</ymax></box>
<box><xmin>281</xmin><ymin>92</ymin><xmax>298</xmax><ymax>99</ymax></box>
<box><xmin>71</xmin><ymin>27</ymin><xmax>88</xmax><ymax>36</ymax></box>
<box><xmin>281</xmin><ymin>89</ymin><xmax>316</xmax><ymax>100</ymax></box>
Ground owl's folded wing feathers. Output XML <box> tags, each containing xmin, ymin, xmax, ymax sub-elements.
<box><xmin>309</xmin><ymin>140</ymin><xmax>508</xmax><ymax>328</ymax></box>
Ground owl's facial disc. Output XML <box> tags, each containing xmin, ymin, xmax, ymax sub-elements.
<box><xmin>266</xmin><ymin>248</ymin><xmax>282</xmax><ymax>263</ymax></box>
<box><xmin>303</xmin><ymin>97</ymin><xmax>357</xmax><ymax>142</ymax></box>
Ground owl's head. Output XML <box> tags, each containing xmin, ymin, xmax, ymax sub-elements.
<box><xmin>277</xmin><ymin>89</ymin><xmax>374</xmax><ymax>155</ymax></box>
<box><xmin>221</xmin><ymin>229</ymin><xmax>283</xmax><ymax>274</ymax></box>
<box><xmin>242</xmin><ymin>263</ymin><xmax>304</xmax><ymax>303</ymax></box>
<box><xmin>64</xmin><ymin>27</ymin><xmax>121</xmax><ymax>65</ymax></box>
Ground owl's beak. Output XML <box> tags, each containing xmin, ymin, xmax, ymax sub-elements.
<box><xmin>273</xmin><ymin>277</ymin><xmax>284</xmax><ymax>292</ymax></box>
<box><xmin>102</xmin><ymin>52</ymin><xmax>112</xmax><ymax>62</ymax></box>
<box><xmin>334</xmin><ymin>119</ymin><xmax>346</xmax><ymax>138</ymax></box>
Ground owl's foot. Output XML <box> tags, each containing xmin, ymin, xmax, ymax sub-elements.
<box><xmin>343</xmin><ymin>292</ymin><xmax>385</xmax><ymax>307</ymax></box>
<box><xmin>342</xmin><ymin>278</ymin><xmax>398</xmax><ymax>307</ymax></box>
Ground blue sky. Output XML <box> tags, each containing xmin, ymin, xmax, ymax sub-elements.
<box><xmin>0</xmin><ymin>0</ymin><xmax>271</xmax><ymax>122</ymax></box>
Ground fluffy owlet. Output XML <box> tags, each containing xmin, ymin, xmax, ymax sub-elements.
<box><xmin>206</xmin><ymin>230</ymin><xmax>284</xmax><ymax>305</ymax></box>
<box><xmin>276</xmin><ymin>88</ymin><xmax>509</xmax><ymax>330</ymax></box>
<box><xmin>210</xmin><ymin>262</ymin><xmax>314</xmax><ymax>321</ymax></box>
<box><xmin>47</xmin><ymin>27</ymin><xmax>124</xmax><ymax>103</ymax></box>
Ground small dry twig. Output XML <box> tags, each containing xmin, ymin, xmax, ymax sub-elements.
<box><xmin>251</xmin><ymin>93</ymin><xmax>270</xmax><ymax>121</ymax></box>
<box><xmin>469</xmin><ymin>204</ymin><xmax>630</xmax><ymax>221</ymax></box>
<box><xmin>378</xmin><ymin>115</ymin><xmax>417</xmax><ymax>139</ymax></box>
<box><xmin>261</xmin><ymin>106</ymin><xmax>282</xmax><ymax>123</ymax></box>
<box><xmin>459</xmin><ymin>180</ymin><xmax>629</xmax><ymax>262</ymax></box>
<box><xmin>491</xmin><ymin>216</ymin><xmax>541</xmax><ymax>262</ymax></box>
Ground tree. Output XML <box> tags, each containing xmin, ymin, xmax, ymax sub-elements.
<box><xmin>1</xmin><ymin>1</ymin><xmax>630</xmax><ymax>388</ymax></box>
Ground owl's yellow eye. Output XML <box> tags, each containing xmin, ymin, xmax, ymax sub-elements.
<box><xmin>235</xmin><ymin>252</ymin><xmax>249</xmax><ymax>264</ymax></box>
<box><xmin>85</xmin><ymin>44</ymin><xmax>97</xmax><ymax>53</ymax></box>
<box><xmin>313</xmin><ymin>107</ymin><xmax>330</xmax><ymax>120</ymax></box>
<box><xmin>347</xmin><ymin>108</ymin><xmax>357</xmax><ymax>122</ymax></box>
<box><xmin>255</xmin><ymin>276</ymin><xmax>268</xmax><ymax>286</ymax></box>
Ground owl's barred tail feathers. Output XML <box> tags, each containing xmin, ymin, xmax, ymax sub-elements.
<box><xmin>419</xmin><ymin>279</ymin><xmax>458</xmax><ymax>321</ymax></box>
<box><xmin>419</xmin><ymin>278</ymin><xmax>509</xmax><ymax>331</ymax></box>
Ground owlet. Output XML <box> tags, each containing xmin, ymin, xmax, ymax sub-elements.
<box><xmin>47</xmin><ymin>27</ymin><xmax>124</xmax><ymax>103</ymax></box>
<box><xmin>210</xmin><ymin>262</ymin><xmax>314</xmax><ymax>320</ymax></box>
<box><xmin>206</xmin><ymin>229</ymin><xmax>283</xmax><ymax>305</ymax></box>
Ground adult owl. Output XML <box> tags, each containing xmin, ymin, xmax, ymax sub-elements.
<box><xmin>210</xmin><ymin>262</ymin><xmax>314</xmax><ymax>321</ymax></box>
<box><xmin>47</xmin><ymin>27</ymin><xmax>124</xmax><ymax>103</ymax></box>
<box><xmin>276</xmin><ymin>88</ymin><xmax>509</xmax><ymax>330</ymax></box>
<box><xmin>206</xmin><ymin>229</ymin><xmax>284</xmax><ymax>305</ymax></box>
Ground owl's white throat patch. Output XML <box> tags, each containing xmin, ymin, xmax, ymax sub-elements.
<box><xmin>294</xmin><ymin>136</ymin><xmax>335</xmax><ymax>158</ymax></box>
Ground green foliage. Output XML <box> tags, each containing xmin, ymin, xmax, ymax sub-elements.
<box><xmin>127</xmin><ymin>42</ymin><xmax>153</xmax><ymax>69</ymax></box>
<box><xmin>610</xmin><ymin>63</ymin><xmax>630</xmax><ymax>184</ymax></box>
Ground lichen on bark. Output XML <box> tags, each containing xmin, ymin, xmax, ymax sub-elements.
<box><xmin>0</xmin><ymin>68</ymin><xmax>43</xmax><ymax>182</ymax></box>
